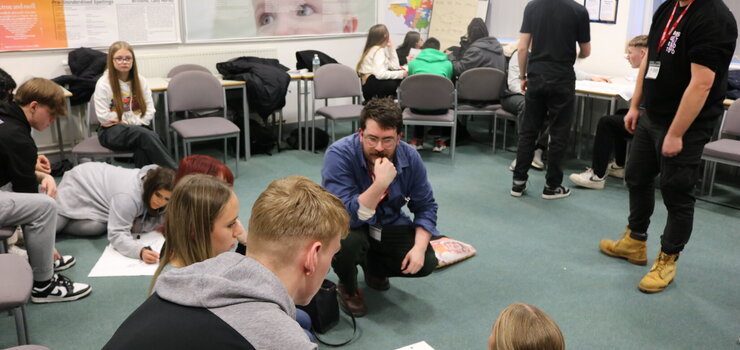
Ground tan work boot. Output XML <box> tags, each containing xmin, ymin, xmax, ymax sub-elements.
<box><xmin>638</xmin><ymin>250</ymin><xmax>679</xmax><ymax>293</ymax></box>
<box><xmin>599</xmin><ymin>226</ymin><xmax>647</xmax><ymax>265</ymax></box>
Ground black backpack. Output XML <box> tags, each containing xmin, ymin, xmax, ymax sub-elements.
<box><xmin>286</xmin><ymin>127</ymin><xmax>329</xmax><ymax>151</ymax></box>
<box><xmin>249</xmin><ymin>118</ymin><xmax>275</xmax><ymax>155</ymax></box>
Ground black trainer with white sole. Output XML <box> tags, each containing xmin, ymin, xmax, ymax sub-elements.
<box><xmin>53</xmin><ymin>255</ymin><xmax>76</xmax><ymax>272</ymax></box>
<box><xmin>511</xmin><ymin>181</ymin><xmax>527</xmax><ymax>197</ymax></box>
<box><xmin>542</xmin><ymin>185</ymin><xmax>571</xmax><ymax>199</ymax></box>
<box><xmin>31</xmin><ymin>274</ymin><xmax>92</xmax><ymax>303</ymax></box>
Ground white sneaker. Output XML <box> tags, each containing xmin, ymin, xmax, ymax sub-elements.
<box><xmin>31</xmin><ymin>273</ymin><xmax>92</xmax><ymax>303</ymax></box>
<box><xmin>569</xmin><ymin>168</ymin><xmax>606</xmax><ymax>189</ymax></box>
<box><xmin>531</xmin><ymin>149</ymin><xmax>545</xmax><ymax>169</ymax></box>
<box><xmin>607</xmin><ymin>161</ymin><xmax>625</xmax><ymax>179</ymax></box>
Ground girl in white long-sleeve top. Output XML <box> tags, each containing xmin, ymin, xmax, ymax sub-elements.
<box><xmin>93</xmin><ymin>41</ymin><xmax>177</xmax><ymax>169</ymax></box>
<box><xmin>356</xmin><ymin>24</ymin><xmax>407</xmax><ymax>102</ymax></box>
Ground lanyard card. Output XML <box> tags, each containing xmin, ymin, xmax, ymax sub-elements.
<box><xmin>646</xmin><ymin>61</ymin><xmax>661</xmax><ymax>80</ymax></box>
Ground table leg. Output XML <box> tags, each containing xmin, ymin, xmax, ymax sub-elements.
<box><xmin>297</xmin><ymin>79</ymin><xmax>302</xmax><ymax>151</ymax></box>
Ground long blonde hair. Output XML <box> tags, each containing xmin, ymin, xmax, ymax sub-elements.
<box><xmin>356</xmin><ymin>24</ymin><xmax>390</xmax><ymax>72</ymax></box>
<box><xmin>148</xmin><ymin>174</ymin><xmax>233</xmax><ymax>294</ymax></box>
<box><xmin>106</xmin><ymin>41</ymin><xmax>146</xmax><ymax>121</ymax></box>
<box><xmin>490</xmin><ymin>303</ymin><xmax>565</xmax><ymax>350</ymax></box>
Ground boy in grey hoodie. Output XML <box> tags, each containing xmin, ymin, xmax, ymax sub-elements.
<box><xmin>103</xmin><ymin>175</ymin><xmax>350</xmax><ymax>350</ymax></box>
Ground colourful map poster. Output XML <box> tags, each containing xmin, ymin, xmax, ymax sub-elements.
<box><xmin>385</xmin><ymin>0</ymin><xmax>432</xmax><ymax>35</ymax></box>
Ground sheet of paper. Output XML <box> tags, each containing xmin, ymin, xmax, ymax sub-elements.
<box><xmin>395</xmin><ymin>341</ymin><xmax>435</xmax><ymax>350</ymax></box>
<box><xmin>88</xmin><ymin>231</ymin><xmax>165</xmax><ymax>277</ymax></box>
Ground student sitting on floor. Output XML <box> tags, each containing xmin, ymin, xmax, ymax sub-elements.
<box><xmin>55</xmin><ymin>162</ymin><xmax>174</xmax><ymax>264</ymax></box>
<box><xmin>104</xmin><ymin>175</ymin><xmax>349</xmax><ymax>350</ymax></box>
<box><xmin>148</xmin><ymin>174</ymin><xmax>244</xmax><ymax>293</ymax></box>
<box><xmin>568</xmin><ymin>35</ymin><xmax>648</xmax><ymax>189</ymax></box>
<box><xmin>0</xmin><ymin>77</ymin><xmax>92</xmax><ymax>303</ymax></box>
<box><xmin>489</xmin><ymin>303</ymin><xmax>565</xmax><ymax>350</ymax></box>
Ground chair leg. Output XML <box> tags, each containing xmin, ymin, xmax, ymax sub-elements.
<box><xmin>503</xmin><ymin>120</ymin><xmax>508</xmax><ymax>151</ymax></box>
<box><xmin>450</xmin><ymin>122</ymin><xmax>457</xmax><ymax>160</ymax></box>
<box><xmin>14</xmin><ymin>305</ymin><xmax>29</xmax><ymax>345</ymax></box>
<box><xmin>708</xmin><ymin>161</ymin><xmax>717</xmax><ymax>197</ymax></box>
<box><xmin>492</xmin><ymin>117</ymin><xmax>498</xmax><ymax>153</ymax></box>
<box><xmin>223</xmin><ymin>139</ymin><xmax>228</xmax><ymax>164</ymax></box>
<box><xmin>235</xmin><ymin>134</ymin><xmax>240</xmax><ymax>178</ymax></box>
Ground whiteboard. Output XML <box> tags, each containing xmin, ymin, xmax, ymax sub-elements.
<box><xmin>428</xmin><ymin>0</ymin><xmax>480</xmax><ymax>50</ymax></box>
<box><xmin>0</xmin><ymin>0</ymin><xmax>181</xmax><ymax>52</ymax></box>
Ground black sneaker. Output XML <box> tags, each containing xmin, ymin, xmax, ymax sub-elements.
<box><xmin>31</xmin><ymin>274</ymin><xmax>92</xmax><ymax>303</ymax></box>
<box><xmin>511</xmin><ymin>181</ymin><xmax>527</xmax><ymax>197</ymax></box>
<box><xmin>542</xmin><ymin>185</ymin><xmax>571</xmax><ymax>199</ymax></box>
<box><xmin>53</xmin><ymin>255</ymin><xmax>76</xmax><ymax>272</ymax></box>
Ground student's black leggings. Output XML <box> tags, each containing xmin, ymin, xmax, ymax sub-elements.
<box><xmin>362</xmin><ymin>75</ymin><xmax>401</xmax><ymax>102</ymax></box>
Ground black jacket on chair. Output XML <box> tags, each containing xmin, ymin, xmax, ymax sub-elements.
<box><xmin>216</xmin><ymin>57</ymin><xmax>290</xmax><ymax>120</ymax></box>
<box><xmin>52</xmin><ymin>47</ymin><xmax>107</xmax><ymax>105</ymax></box>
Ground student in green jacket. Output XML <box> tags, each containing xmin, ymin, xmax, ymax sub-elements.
<box><xmin>407</xmin><ymin>38</ymin><xmax>454</xmax><ymax>152</ymax></box>
<box><xmin>407</xmin><ymin>38</ymin><xmax>452</xmax><ymax>79</ymax></box>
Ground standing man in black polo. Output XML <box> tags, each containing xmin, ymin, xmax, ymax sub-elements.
<box><xmin>511</xmin><ymin>0</ymin><xmax>590</xmax><ymax>199</ymax></box>
<box><xmin>599</xmin><ymin>0</ymin><xmax>736</xmax><ymax>293</ymax></box>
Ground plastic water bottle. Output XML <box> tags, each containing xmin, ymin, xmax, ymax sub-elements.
<box><xmin>312</xmin><ymin>54</ymin><xmax>320</xmax><ymax>72</ymax></box>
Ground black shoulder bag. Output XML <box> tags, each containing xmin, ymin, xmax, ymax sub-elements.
<box><xmin>297</xmin><ymin>279</ymin><xmax>358</xmax><ymax>346</ymax></box>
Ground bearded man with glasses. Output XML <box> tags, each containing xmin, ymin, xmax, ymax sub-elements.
<box><xmin>321</xmin><ymin>97</ymin><xmax>439</xmax><ymax>317</ymax></box>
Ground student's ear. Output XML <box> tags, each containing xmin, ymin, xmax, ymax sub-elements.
<box><xmin>303</xmin><ymin>241</ymin><xmax>322</xmax><ymax>276</ymax></box>
<box><xmin>344</xmin><ymin>17</ymin><xmax>358</xmax><ymax>33</ymax></box>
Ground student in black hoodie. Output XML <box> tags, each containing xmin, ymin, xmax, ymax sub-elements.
<box><xmin>0</xmin><ymin>77</ymin><xmax>92</xmax><ymax>303</ymax></box>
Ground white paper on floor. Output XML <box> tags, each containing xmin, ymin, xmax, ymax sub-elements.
<box><xmin>88</xmin><ymin>231</ymin><xmax>165</xmax><ymax>277</ymax></box>
<box><xmin>395</xmin><ymin>341</ymin><xmax>435</xmax><ymax>350</ymax></box>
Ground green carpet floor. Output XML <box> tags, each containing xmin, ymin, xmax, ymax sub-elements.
<box><xmin>2</xmin><ymin>122</ymin><xmax>739</xmax><ymax>350</ymax></box>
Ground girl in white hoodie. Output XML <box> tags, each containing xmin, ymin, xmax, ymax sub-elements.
<box><xmin>93</xmin><ymin>41</ymin><xmax>177</xmax><ymax>169</ymax></box>
<box><xmin>356</xmin><ymin>24</ymin><xmax>407</xmax><ymax>102</ymax></box>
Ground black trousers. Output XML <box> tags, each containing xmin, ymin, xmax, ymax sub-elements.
<box><xmin>514</xmin><ymin>75</ymin><xmax>575</xmax><ymax>187</ymax></box>
<box><xmin>362</xmin><ymin>75</ymin><xmax>402</xmax><ymax>102</ymax></box>
<box><xmin>592</xmin><ymin>113</ymin><xmax>632</xmax><ymax>178</ymax></box>
<box><xmin>332</xmin><ymin>225</ymin><xmax>437</xmax><ymax>295</ymax></box>
<box><xmin>98</xmin><ymin>124</ymin><xmax>178</xmax><ymax>169</ymax></box>
<box><xmin>503</xmin><ymin>93</ymin><xmax>548</xmax><ymax>151</ymax></box>
<box><xmin>625</xmin><ymin>117</ymin><xmax>712</xmax><ymax>254</ymax></box>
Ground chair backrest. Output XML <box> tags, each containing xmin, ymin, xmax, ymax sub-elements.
<box><xmin>398</xmin><ymin>74</ymin><xmax>455</xmax><ymax>110</ymax></box>
<box><xmin>313</xmin><ymin>64</ymin><xmax>362</xmax><ymax>100</ymax></box>
<box><xmin>166</xmin><ymin>64</ymin><xmax>211</xmax><ymax>78</ymax></box>
<box><xmin>167</xmin><ymin>71</ymin><xmax>224</xmax><ymax>113</ymax></box>
<box><xmin>722</xmin><ymin>99</ymin><xmax>740</xmax><ymax>137</ymax></box>
<box><xmin>457</xmin><ymin>67</ymin><xmax>506</xmax><ymax>102</ymax></box>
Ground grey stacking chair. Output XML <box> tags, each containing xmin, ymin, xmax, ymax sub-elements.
<box><xmin>310</xmin><ymin>63</ymin><xmax>364</xmax><ymax>152</ymax></box>
<box><xmin>166</xmin><ymin>71</ymin><xmax>240</xmax><ymax>177</ymax></box>
<box><xmin>397</xmin><ymin>74</ymin><xmax>458</xmax><ymax>159</ymax></box>
<box><xmin>701</xmin><ymin>99</ymin><xmax>740</xmax><ymax>196</ymax></box>
<box><xmin>166</xmin><ymin>64</ymin><xmax>211</xmax><ymax>78</ymax></box>
<box><xmin>0</xmin><ymin>226</ymin><xmax>14</xmax><ymax>254</ymax></box>
<box><xmin>70</xmin><ymin>102</ymin><xmax>134</xmax><ymax>165</ymax></box>
<box><xmin>0</xmin><ymin>254</ymin><xmax>33</xmax><ymax>345</ymax></box>
<box><xmin>456</xmin><ymin>68</ymin><xmax>507</xmax><ymax>152</ymax></box>
<box><xmin>3</xmin><ymin>346</ymin><xmax>50</xmax><ymax>350</ymax></box>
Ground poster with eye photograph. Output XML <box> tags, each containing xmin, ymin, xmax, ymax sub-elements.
<box><xmin>183</xmin><ymin>0</ymin><xmax>377</xmax><ymax>42</ymax></box>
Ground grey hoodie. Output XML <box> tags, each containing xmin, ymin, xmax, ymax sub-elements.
<box><xmin>155</xmin><ymin>252</ymin><xmax>316</xmax><ymax>350</ymax></box>
<box><xmin>451</xmin><ymin>36</ymin><xmax>506</xmax><ymax>78</ymax></box>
